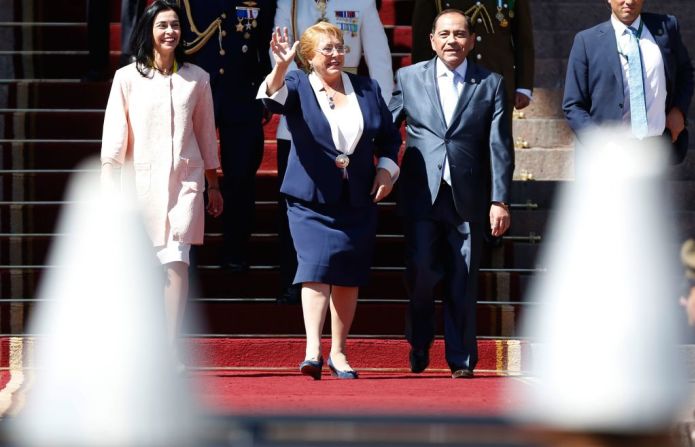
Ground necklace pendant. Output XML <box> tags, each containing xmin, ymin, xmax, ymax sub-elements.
<box><xmin>335</xmin><ymin>154</ymin><xmax>350</xmax><ymax>169</ymax></box>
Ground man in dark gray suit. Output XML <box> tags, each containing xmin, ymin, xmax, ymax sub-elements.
<box><xmin>390</xmin><ymin>9</ymin><xmax>513</xmax><ymax>378</ymax></box>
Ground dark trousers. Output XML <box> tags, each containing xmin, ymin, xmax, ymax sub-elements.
<box><xmin>277</xmin><ymin>138</ymin><xmax>298</xmax><ymax>291</ymax></box>
<box><xmin>120</xmin><ymin>0</ymin><xmax>146</xmax><ymax>64</ymax></box>
<box><xmin>85</xmin><ymin>0</ymin><xmax>145</xmax><ymax>71</ymax></box>
<box><xmin>403</xmin><ymin>183</ymin><xmax>483</xmax><ymax>371</ymax></box>
<box><xmin>219</xmin><ymin>122</ymin><xmax>264</xmax><ymax>265</ymax></box>
<box><xmin>86</xmin><ymin>0</ymin><xmax>109</xmax><ymax>71</ymax></box>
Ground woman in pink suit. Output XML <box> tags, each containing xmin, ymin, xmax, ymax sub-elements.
<box><xmin>100</xmin><ymin>0</ymin><xmax>223</xmax><ymax>366</ymax></box>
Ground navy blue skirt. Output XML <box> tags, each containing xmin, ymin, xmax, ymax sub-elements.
<box><xmin>287</xmin><ymin>192</ymin><xmax>377</xmax><ymax>287</ymax></box>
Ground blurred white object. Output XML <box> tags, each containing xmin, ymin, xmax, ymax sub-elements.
<box><xmin>517</xmin><ymin>128</ymin><xmax>688</xmax><ymax>432</ymax></box>
<box><xmin>10</xmin><ymin>161</ymin><xmax>198</xmax><ymax>446</ymax></box>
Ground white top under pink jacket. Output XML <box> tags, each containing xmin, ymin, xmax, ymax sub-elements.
<box><xmin>100</xmin><ymin>62</ymin><xmax>219</xmax><ymax>246</ymax></box>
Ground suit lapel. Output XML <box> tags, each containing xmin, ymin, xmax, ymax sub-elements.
<box><xmin>642</xmin><ymin>14</ymin><xmax>673</xmax><ymax>89</ymax></box>
<box><xmin>448</xmin><ymin>62</ymin><xmax>480</xmax><ymax>129</ymax></box>
<box><xmin>300</xmin><ymin>73</ymin><xmax>338</xmax><ymax>153</ymax></box>
<box><xmin>422</xmin><ymin>58</ymin><xmax>448</xmax><ymax>129</ymax></box>
<box><xmin>597</xmin><ymin>21</ymin><xmax>625</xmax><ymax>94</ymax></box>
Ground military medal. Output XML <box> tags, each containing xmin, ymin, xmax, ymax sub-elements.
<box><xmin>335</xmin><ymin>10</ymin><xmax>359</xmax><ymax>37</ymax></box>
<box><xmin>335</xmin><ymin>154</ymin><xmax>349</xmax><ymax>169</ymax></box>
<box><xmin>315</xmin><ymin>0</ymin><xmax>328</xmax><ymax>21</ymax></box>
<box><xmin>508</xmin><ymin>0</ymin><xmax>515</xmax><ymax>17</ymax></box>
<box><xmin>235</xmin><ymin>6</ymin><xmax>260</xmax><ymax>38</ymax></box>
<box><xmin>496</xmin><ymin>0</ymin><xmax>509</xmax><ymax>27</ymax></box>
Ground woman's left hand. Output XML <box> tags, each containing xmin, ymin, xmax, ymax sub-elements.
<box><xmin>371</xmin><ymin>168</ymin><xmax>393</xmax><ymax>203</ymax></box>
<box><xmin>206</xmin><ymin>188</ymin><xmax>223</xmax><ymax>217</ymax></box>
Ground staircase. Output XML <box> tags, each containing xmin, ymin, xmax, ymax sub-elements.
<box><xmin>1</xmin><ymin>0</ymin><xmax>694</xmax><ymax>376</ymax></box>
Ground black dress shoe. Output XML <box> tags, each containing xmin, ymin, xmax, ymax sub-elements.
<box><xmin>409</xmin><ymin>348</ymin><xmax>429</xmax><ymax>373</ymax></box>
<box><xmin>277</xmin><ymin>284</ymin><xmax>301</xmax><ymax>305</ymax></box>
<box><xmin>451</xmin><ymin>368</ymin><xmax>474</xmax><ymax>379</ymax></box>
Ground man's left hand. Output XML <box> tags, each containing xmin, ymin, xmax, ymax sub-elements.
<box><xmin>489</xmin><ymin>203</ymin><xmax>511</xmax><ymax>237</ymax></box>
<box><xmin>666</xmin><ymin>108</ymin><xmax>686</xmax><ymax>142</ymax></box>
<box><xmin>514</xmin><ymin>92</ymin><xmax>531</xmax><ymax>110</ymax></box>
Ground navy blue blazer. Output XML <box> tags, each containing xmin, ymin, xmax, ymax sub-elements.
<box><xmin>563</xmin><ymin>13</ymin><xmax>694</xmax><ymax>162</ymax></box>
<box><xmin>262</xmin><ymin>70</ymin><xmax>401</xmax><ymax>207</ymax></box>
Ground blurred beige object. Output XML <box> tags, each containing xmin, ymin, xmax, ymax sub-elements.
<box><xmin>9</xmin><ymin>160</ymin><xmax>199</xmax><ymax>447</ymax></box>
<box><xmin>515</xmin><ymin>127</ymin><xmax>688</xmax><ymax>433</ymax></box>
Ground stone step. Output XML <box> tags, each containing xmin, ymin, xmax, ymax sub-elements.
<box><xmin>0</xmin><ymin>266</ymin><xmax>538</xmax><ymax>302</ymax></box>
<box><xmin>0</xmin><ymin>170</ymin><xmax>562</xmax><ymax>204</ymax></box>
<box><xmin>0</xmin><ymin>51</ymin><xmax>413</xmax><ymax>80</ymax></box>
<box><xmin>0</xmin><ymin>336</ymin><xmax>531</xmax><ymax>372</ymax></box>
<box><xmin>0</xmin><ymin>199</ymin><xmax>551</xmax><ymax>234</ymax></box>
<box><xmin>0</xmin><ymin>232</ymin><xmax>545</xmax><ymax>270</ymax></box>
<box><xmin>513</xmin><ymin>118</ymin><xmax>573</xmax><ymax>147</ymax></box>
<box><xmin>0</xmin><ymin>298</ymin><xmax>527</xmax><ymax>338</ymax></box>
<box><xmin>0</xmin><ymin>22</ymin><xmax>415</xmax><ymax>53</ymax></box>
<box><xmin>0</xmin><ymin>80</ymin><xmax>110</xmax><ymax>109</ymax></box>
<box><xmin>514</xmin><ymin>146</ymin><xmax>574</xmax><ymax>180</ymax></box>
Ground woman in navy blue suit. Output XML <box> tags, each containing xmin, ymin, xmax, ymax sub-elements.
<box><xmin>258</xmin><ymin>22</ymin><xmax>400</xmax><ymax>379</ymax></box>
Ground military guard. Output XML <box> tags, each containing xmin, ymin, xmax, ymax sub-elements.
<box><xmin>412</xmin><ymin>0</ymin><xmax>535</xmax><ymax>113</ymax></box>
<box><xmin>178</xmin><ymin>0</ymin><xmax>276</xmax><ymax>271</ymax></box>
<box><xmin>272</xmin><ymin>0</ymin><xmax>394</xmax><ymax>303</ymax></box>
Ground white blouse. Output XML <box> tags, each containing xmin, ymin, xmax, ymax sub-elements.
<box><xmin>309</xmin><ymin>71</ymin><xmax>364</xmax><ymax>156</ymax></box>
<box><xmin>257</xmin><ymin>72</ymin><xmax>399</xmax><ymax>179</ymax></box>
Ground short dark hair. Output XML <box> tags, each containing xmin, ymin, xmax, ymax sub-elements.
<box><xmin>130</xmin><ymin>0</ymin><xmax>187</xmax><ymax>77</ymax></box>
<box><xmin>431</xmin><ymin>8</ymin><xmax>475</xmax><ymax>34</ymax></box>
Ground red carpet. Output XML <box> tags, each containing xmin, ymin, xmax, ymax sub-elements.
<box><xmin>193</xmin><ymin>371</ymin><xmax>528</xmax><ymax>416</ymax></box>
<box><xmin>186</xmin><ymin>338</ymin><xmax>528</xmax><ymax>372</ymax></box>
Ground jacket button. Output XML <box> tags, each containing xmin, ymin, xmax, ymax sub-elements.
<box><xmin>219</xmin><ymin>68</ymin><xmax>225</xmax><ymax>75</ymax></box>
<box><xmin>618</xmin><ymin>103</ymin><xmax>624</xmax><ymax>108</ymax></box>
<box><xmin>221</xmin><ymin>30</ymin><xmax>227</xmax><ymax>37</ymax></box>
<box><xmin>437</xmin><ymin>164</ymin><xmax>442</xmax><ymax>169</ymax></box>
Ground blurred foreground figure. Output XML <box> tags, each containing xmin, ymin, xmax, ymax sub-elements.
<box><xmin>680</xmin><ymin>239</ymin><xmax>695</xmax><ymax>326</ymax></box>
<box><xmin>516</xmin><ymin>128</ymin><xmax>688</xmax><ymax>440</ymax></box>
<box><xmin>9</xmin><ymin>166</ymin><xmax>199</xmax><ymax>447</ymax></box>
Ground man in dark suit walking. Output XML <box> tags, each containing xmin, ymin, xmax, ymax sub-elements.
<box><xmin>390</xmin><ymin>9</ymin><xmax>514</xmax><ymax>378</ymax></box>
<box><xmin>178</xmin><ymin>0</ymin><xmax>277</xmax><ymax>270</ymax></box>
<box><xmin>563</xmin><ymin>0</ymin><xmax>694</xmax><ymax>163</ymax></box>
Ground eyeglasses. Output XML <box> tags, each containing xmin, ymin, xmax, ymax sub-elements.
<box><xmin>316</xmin><ymin>45</ymin><xmax>348</xmax><ymax>55</ymax></box>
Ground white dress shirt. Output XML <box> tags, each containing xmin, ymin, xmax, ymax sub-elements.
<box><xmin>611</xmin><ymin>14</ymin><xmax>667</xmax><ymax>137</ymax></box>
<box><xmin>436</xmin><ymin>57</ymin><xmax>467</xmax><ymax>185</ymax></box>
<box><xmin>256</xmin><ymin>72</ymin><xmax>400</xmax><ymax>179</ymax></box>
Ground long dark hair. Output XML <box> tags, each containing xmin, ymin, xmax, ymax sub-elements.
<box><xmin>130</xmin><ymin>0</ymin><xmax>187</xmax><ymax>77</ymax></box>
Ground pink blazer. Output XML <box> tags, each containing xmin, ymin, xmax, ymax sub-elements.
<box><xmin>101</xmin><ymin>63</ymin><xmax>219</xmax><ymax>246</ymax></box>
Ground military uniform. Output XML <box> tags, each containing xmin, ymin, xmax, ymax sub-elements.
<box><xmin>411</xmin><ymin>0</ymin><xmax>534</xmax><ymax>107</ymax></box>
<box><xmin>272</xmin><ymin>0</ymin><xmax>394</xmax><ymax>301</ymax></box>
<box><xmin>178</xmin><ymin>0</ymin><xmax>276</xmax><ymax>269</ymax></box>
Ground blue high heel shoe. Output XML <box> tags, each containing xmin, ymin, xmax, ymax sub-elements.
<box><xmin>299</xmin><ymin>357</ymin><xmax>323</xmax><ymax>380</ymax></box>
<box><xmin>327</xmin><ymin>356</ymin><xmax>358</xmax><ymax>379</ymax></box>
